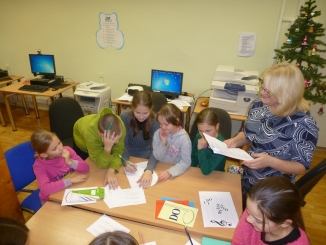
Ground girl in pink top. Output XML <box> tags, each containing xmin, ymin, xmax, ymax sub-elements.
<box><xmin>31</xmin><ymin>129</ymin><xmax>89</xmax><ymax>203</ymax></box>
<box><xmin>232</xmin><ymin>176</ymin><xmax>310</xmax><ymax>245</ymax></box>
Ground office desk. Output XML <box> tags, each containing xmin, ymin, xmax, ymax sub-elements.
<box><xmin>26</xmin><ymin>201</ymin><xmax>202</xmax><ymax>245</ymax></box>
<box><xmin>50</xmin><ymin>157</ymin><xmax>242</xmax><ymax>242</ymax></box>
<box><xmin>0</xmin><ymin>82</ymin><xmax>78</xmax><ymax>131</ymax></box>
<box><xmin>0</xmin><ymin>75</ymin><xmax>24</xmax><ymax>127</ymax></box>
<box><xmin>112</xmin><ymin>98</ymin><xmax>192</xmax><ymax>133</ymax></box>
<box><xmin>194</xmin><ymin>97</ymin><xmax>247</xmax><ymax>122</ymax></box>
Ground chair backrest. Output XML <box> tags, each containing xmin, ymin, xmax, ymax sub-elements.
<box><xmin>151</xmin><ymin>92</ymin><xmax>168</xmax><ymax>113</ymax></box>
<box><xmin>4</xmin><ymin>141</ymin><xmax>36</xmax><ymax>192</ymax></box>
<box><xmin>49</xmin><ymin>97</ymin><xmax>84</xmax><ymax>145</ymax></box>
<box><xmin>295</xmin><ymin>159</ymin><xmax>326</xmax><ymax>205</ymax></box>
<box><xmin>190</xmin><ymin>107</ymin><xmax>232</xmax><ymax>141</ymax></box>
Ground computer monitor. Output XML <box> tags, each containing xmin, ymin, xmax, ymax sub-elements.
<box><xmin>151</xmin><ymin>69</ymin><xmax>183</xmax><ymax>99</ymax></box>
<box><xmin>29</xmin><ymin>54</ymin><xmax>56</xmax><ymax>79</ymax></box>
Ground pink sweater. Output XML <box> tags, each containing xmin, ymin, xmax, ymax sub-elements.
<box><xmin>232</xmin><ymin>209</ymin><xmax>310</xmax><ymax>245</ymax></box>
<box><xmin>33</xmin><ymin>146</ymin><xmax>89</xmax><ymax>203</ymax></box>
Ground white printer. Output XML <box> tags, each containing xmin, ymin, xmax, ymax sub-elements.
<box><xmin>74</xmin><ymin>81</ymin><xmax>111</xmax><ymax>115</ymax></box>
<box><xmin>209</xmin><ymin>65</ymin><xmax>260</xmax><ymax>116</ymax></box>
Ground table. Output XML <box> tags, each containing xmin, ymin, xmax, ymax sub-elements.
<box><xmin>112</xmin><ymin>98</ymin><xmax>193</xmax><ymax>133</ymax></box>
<box><xmin>0</xmin><ymin>81</ymin><xmax>78</xmax><ymax>131</ymax></box>
<box><xmin>49</xmin><ymin>157</ymin><xmax>242</xmax><ymax>242</ymax></box>
<box><xmin>26</xmin><ymin>201</ymin><xmax>202</xmax><ymax>245</ymax></box>
<box><xmin>0</xmin><ymin>76</ymin><xmax>24</xmax><ymax>127</ymax></box>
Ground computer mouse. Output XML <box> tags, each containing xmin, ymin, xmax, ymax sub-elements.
<box><xmin>52</xmin><ymin>88</ymin><xmax>59</xmax><ymax>91</ymax></box>
<box><xmin>201</xmin><ymin>98</ymin><xmax>209</xmax><ymax>107</ymax></box>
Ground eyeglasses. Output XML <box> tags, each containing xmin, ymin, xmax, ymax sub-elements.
<box><xmin>258</xmin><ymin>78</ymin><xmax>273</xmax><ymax>98</ymax></box>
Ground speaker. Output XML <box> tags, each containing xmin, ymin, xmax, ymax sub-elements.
<box><xmin>55</xmin><ymin>75</ymin><xmax>64</xmax><ymax>84</ymax></box>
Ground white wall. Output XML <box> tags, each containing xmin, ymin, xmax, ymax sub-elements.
<box><xmin>0</xmin><ymin>0</ymin><xmax>325</xmax><ymax>146</ymax></box>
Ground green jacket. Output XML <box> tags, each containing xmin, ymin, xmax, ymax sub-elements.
<box><xmin>73</xmin><ymin>108</ymin><xmax>126</xmax><ymax>171</ymax></box>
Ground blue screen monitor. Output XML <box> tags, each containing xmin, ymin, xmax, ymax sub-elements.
<box><xmin>29</xmin><ymin>54</ymin><xmax>56</xmax><ymax>79</ymax></box>
<box><xmin>151</xmin><ymin>69</ymin><xmax>183</xmax><ymax>99</ymax></box>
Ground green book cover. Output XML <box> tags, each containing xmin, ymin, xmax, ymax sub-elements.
<box><xmin>202</xmin><ymin>237</ymin><xmax>231</xmax><ymax>245</ymax></box>
<box><xmin>72</xmin><ymin>187</ymin><xmax>105</xmax><ymax>199</ymax></box>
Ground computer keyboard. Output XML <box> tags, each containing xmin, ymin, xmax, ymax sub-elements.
<box><xmin>0</xmin><ymin>76</ymin><xmax>12</xmax><ymax>82</ymax></box>
<box><xmin>18</xmin><ymin>84</ymin><xmax>49</xmax><ymax>92</ymax></box>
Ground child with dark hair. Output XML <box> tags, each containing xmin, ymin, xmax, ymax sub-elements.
<box><xmin>191</xmin><ymin>108</ymin><xmax>226</xmax><ymax>174</ymax></box>
<box><xmin>89</xmin><ymin>231</ymin><xmax>139</xmax><ymax>245</ymax></box>
<box><xmin>152</xmin><ymin>103</ymin><xmax>191</xmax><ymax>181</ymax></box>
<box><xmin>73</xmin><ymin>108</ymin><xmax>126</xmax><ymax>189</ymax></box>
<box><xmin>232</xmin><ymin>176</ymin><xmax>309</xmax><ymax>245</ymax></box>
<box><xmin>0</xmin><ymin>217</ymin><xmax>29</xmax><ymax>245</ymax></box>
<box><xmin>31</xmin><ymin>129</ymin><xmax>89</xmax><ymax>203</ymax></box>
<box><xmin>120</xmin><ymin>91</ymin><xmax>160</xmax><ymax>188</ymax></box>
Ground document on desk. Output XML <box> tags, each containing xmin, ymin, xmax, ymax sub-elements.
<box><xmin>104</xmin><ymin>186</ymin><xmax>146</xmax><ymax>208</ymax></box>
<box><xmin>203</xmin><ymin>133</ymin><xmax>253</xmax><ymax>161</ymax></box>
<box><xmin>168</xmin><ymin>100</ymin><xmax>191</xmax><ymax>109</ymax></box>
<box><xmin>117</xmin><ymin>93</ymin><xmax>133</xmax><ymax>101</ymax></box>
<box><xmin>61</xmin><ymin>187</ymin><xmax>98</xmax><ymax>206</ymax></box>
<box><xmin>199</xmin><ymin>191</ymin><xmax>239</xmax><ymax>228</ymax></box>
<box><xmin>124</xmin><ymin>161</ymin><xmax>159</xmax><ymax>188</ymax></box>
<box><xmin>86</xmin><ymin>214</ymin><xmax>130</xmax><ymax>236</ymax></box>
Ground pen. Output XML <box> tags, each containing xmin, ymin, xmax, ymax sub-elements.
<box><xmin>138</xmin><ymin>231</ymin><xmax>145</xmax><ymax>245</ymax></box>
<box><xmin>184</xmin><ymin>226</ymin><xmax>194</xmax><ymax>245</ymax></box>
<box><xmin>119</xmin><ymin>155</ymin><xmax>137</xmax><ymax>171</ymax></box>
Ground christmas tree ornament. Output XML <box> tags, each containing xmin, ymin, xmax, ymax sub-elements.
<box><xmin>311</xmin><ymin>12</ymin><xmax>315</xmax><ymax>16</ymax></box>
<box><xmin>286</xmin><ymin>38</ymin><xmax>292</xmax><ymax>44</ymax></box>
<box><xmin>313</xmin><ymin>65</ymin><xmax>318</xmax><ymax>73</ymax></box>
<box><xmin>301</xmin><ymin>66</ymin><xmax>306</xmax><ymax>71</ymax></box>
<box><xmin>317</xmin><ymin>107</ymin><xmax>324</xmax><ymax>115</ymax></box>
<box><xmin>312</xmin><ymin>47</ymin><xmax>316</xmax><ymax>55</ymax></box>
<box><xmin>305</xmin><ymin>12</ymin><xmax>308</xmax><ymax>16</ymax></box>
<box><xmin>295</xmin><ymin>27</ymin><xmax>300</xmax><ymax>32</ymax></box>
<box><xmin>321</xmin><ymin>81</ymin><xmax>326</xmax><ymax>90</ymax></box>
<box><xmin>302</xmin><ymin>35</ymin><xmax>308</xmax><ymax>45</ymax></box>
<box><xmin>308</xmin><ymin>66</ymin><xmax>314</xmax><ymax>71</ymax></box>
<box><xmin>304</xmin><ymin>79</ymin><xmax>311</xmax><ymax>88</ymax></box>
<box><xmin>308</xmin><ymin>26</ymin><xmax>314</xmax><ymax>32</ymax></box>
<box><xmin>276</xmin><ymin>57</ymin><xmax>280</xmax><ymax>63</ymax></box>
<box><xmin>296</xmin><ymin>61</ymin><xmax>301</xmax><ymax>68</ymax></box>
<box><xmin>281</xmin><ymin>56</ymin><xmax>285</xmax><ymax>63</ymax></box>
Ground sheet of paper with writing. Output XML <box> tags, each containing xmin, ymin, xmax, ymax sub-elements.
<box><xmin>203</xmin><ymin>133</ymin><xmax>253</xmax><ymax>161</ymax></box>
<box><xmin>86</xmin><ymin>214</ymin><xmax>130</xmax><ymax>236</ymax></box>
<box><xmin>199</xmin><ymin>191</ymin><xmax>239</xmax><ymax>228</ymax></box>
<box><xmin>62</xmin><ymin>187</ymin><xmax>98</xmax><ymax>206</ymax></box>
<box><xmin>104</xmin><ymin>185</ymin><xmax>146</xmax><ymax>208</ymax></box>
<box><xmin>124</xmin><ymin>161</ymin><xmax>158</xmax><ymax>188</ymax></box>
<box><xmin>158</xmin><ymin>201</ymin><xmax>198</xmax><ymax>227</ymax></box>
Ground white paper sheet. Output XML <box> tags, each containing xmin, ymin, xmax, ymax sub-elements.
<box><xmin>238</xmin><ymin>32</ymin><xmax>256</xmax><ymax>57</ymax></box>
<box><xmin>104</xmin><ymin>185</ymin><xmax>146</xmax><ymax>208</ymax></box>
<box><xmin>117</xmin><ymin>93</ymin><xmax>133</xmax><ymax>101</ymax></box>
<box><xmin>168</xmin><ymin>100</ymin><xmax>191</xmax><ymax>109</ymax></box>
<box><xmin>203</xmin><ymin>133</ymin><xmax>253</xmax><ymax>161</ymax></box>
<box><xmin>199</xmin><ymin>191</ymin><xmax>239</xmax><ymax>228</ymax></box>
<box><xmin>86</xmin><ymin>214</ymin><xmax>130</xmax><ymax>236</ymax></box>
<box><xmin>61</xmin><ymin>187</ymin><xmax>98</xmax><ymax>206</ymax></box>
<box><xmin>124</xmin><ymin>161</ymin><xmax>158</xmax><ymax>188</ymax></box>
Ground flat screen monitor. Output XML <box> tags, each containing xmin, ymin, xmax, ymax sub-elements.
<box><xmin>29</xmin><ymin>54</ymin><xmax>56</xmax><ymax>79</ymax></box>
<box><xmin>151</xmin><ymin>69</ymin><xmax>183</xmax><ymax>99</ymax></box>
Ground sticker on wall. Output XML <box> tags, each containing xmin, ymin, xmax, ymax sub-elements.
<box><xmin>96</xmin><ymin>12</ymin><xmax>124</xmax><ymax>50</ymax></box>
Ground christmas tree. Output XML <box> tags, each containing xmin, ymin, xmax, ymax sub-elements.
<box><xmin>274</xmin><ymin>0</ymin><xmax>326</xmax><ymax>104</ymax></box>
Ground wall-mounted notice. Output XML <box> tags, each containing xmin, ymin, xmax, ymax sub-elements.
<box><xmin>96</xmin><ymin>12</ymin><xmax>124</xmax><ymax>50</ymax></box>
<box><xmin>237</xmin><ymin>33</ymin><xmax>256</xmax><ymax>57</ymax></box>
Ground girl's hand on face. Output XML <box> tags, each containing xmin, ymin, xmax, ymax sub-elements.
<box><xmin>62</xmin><ymin>149</ymin><xmax>72</xmax><ymax>165</ymax></box>
<box><xmin>101</xmin><ymin>131</ymin><xmax>121</xmax><ymax>153</ymax></box>
<box><xmin>197</xmin><ymin>137</ymin><xmax>208</xmax><ymax>150</ymax></box>
<box><xmin>159</xmin><ymin>129</ymin><xmax>168</xmax><ymax>145</ymax></box>
<box><xmin>137</xmin><ymin>170</ymin><xmax>153</xmax><ymax>189</ymax></box>
<box><xmin>158</xmin><ymin>171</ymin><xmax>171</xmax><ymax>181</ymax></box>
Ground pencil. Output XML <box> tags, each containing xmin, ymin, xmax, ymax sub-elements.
<box><xmin>119</xmin><ymin>155</ymin><xmax>137</xmax><ymax>171</ymax></box>
<box><xmin>138</xmin><ymin>231</ymin><xmax>145</xmax><ymax>245</ymax></box>
<box><xmin>106</xmin><ymin>123</ymin><xmax>112</xmax><ymax>135</ymax></box>
<box><xmin>184</xmin><ymin>226</ymin><xmax>194</xmax><ymax>245</ymax></box>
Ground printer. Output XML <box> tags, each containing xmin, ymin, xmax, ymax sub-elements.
<box><xmin>74</xmin><ymin>81</ymin><xmax>111</xmax><ymax>115</ymax></box>
<box><xmin>209</xmin><ymin>65</ymin><xmax>260</xmax><ymax>116</ymax></box>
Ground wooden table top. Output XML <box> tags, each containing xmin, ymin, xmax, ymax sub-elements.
<box><xmin>26</xmin><ymin>201</ymin><xmax>203</xmax><ymax>245</ymax></box>
<box><xmin>0</xmin><ymin>81</ymin><xmax>78</xmax><ymax>97</ymax></box>
<box><xmin>49</xmin><ymin>157</ymin><xmax>242</xmax><ymax>242</ymax></box>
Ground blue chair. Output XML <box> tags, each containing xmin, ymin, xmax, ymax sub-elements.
<box><xmin>4</xmin><ymin>141</ymin><xmax>42</xmax><ymax>214</ymax></box>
